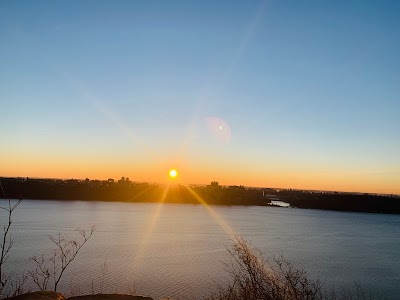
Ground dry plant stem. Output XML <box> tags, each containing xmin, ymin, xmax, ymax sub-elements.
<box><xmin>99</xmin><ymin>257</ymin><xmax>108</xmax><ymax>294</ymax></box>
<box><xmin>0</xmin><ymin>195</ymin><xmax>22</xmax><ymax>298</ymax></box>
<box><xmin>51</xmin><ymin>227</ymin><xmax>95</xmax><ymax>291</ymax></box>
<box><xmin>8</xmin><ymin>274</ymin><xmax>28</xmax><ymax>298</ymax></box>
<box><xmin>90</xmin><ymin>257</ymin><xmax>108</xmax><ymax>295</ymax></box>
<box><xmin>208</xmin><ymin>235</ymin><xmax>324</xmax><ymax>300</ymax></box>
<box><xmin>29</xmin><ymin>226</ymin><xmax>95</xmax><ymax>292</ymax></box>
<box><xmin>29</xmin><ymin>255</ymin><xmax>51</xmax><ymax>290</ymax></box>
<box><xmin>208</xmin><ymin>236</ymin><xmax>378</xmax><ymax>300</ymax></box>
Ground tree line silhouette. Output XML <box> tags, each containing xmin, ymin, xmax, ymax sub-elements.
<box><xmin>0</xmin><ymin>177</ymin><xmax>399</xmax><ymax>214</ymax></box>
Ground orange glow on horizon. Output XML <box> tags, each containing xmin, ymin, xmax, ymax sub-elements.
<box><xmin>1</xmin><ymin>153</ymin><xmax>399</xmax><ymax>195</ymax></box>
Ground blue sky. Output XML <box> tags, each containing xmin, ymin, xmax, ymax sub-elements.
<box><xmin>1</xmin><ymin>0</ymin><xmax>399</xmax><ymax>193</ymax></box>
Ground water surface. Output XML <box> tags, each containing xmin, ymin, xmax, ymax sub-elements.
<box><xmin>3</xmin><ymin>200</ymin><xmax>400</xmax><ymax>299</ymax></box>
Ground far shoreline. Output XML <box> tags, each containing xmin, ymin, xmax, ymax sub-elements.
<box><xmin>1</xmin><ymin>176</ymin><xmax>400</xmax><ymax>215</ymax></box>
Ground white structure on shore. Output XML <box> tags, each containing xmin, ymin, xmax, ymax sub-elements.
<box><xmin>262</xmin><ymin>191</ymin><xmax>291</xmax><ymax>207</ymax></box>
<box><xmin>270</xmin><ymin>200</ymin><xmax>290</xmax><ymax>207</ymax></box>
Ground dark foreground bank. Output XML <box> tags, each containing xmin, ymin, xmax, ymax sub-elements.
<box><xmin>5</xmin><ymin>292</ymin><xmax>153</xmax><ymax>300</ymax></box>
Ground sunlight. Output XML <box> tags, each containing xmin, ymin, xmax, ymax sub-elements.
<box><xmin>169</xmin><ymin>169</ymin><xmax>178</xmax><ymax>179</ymax></box>
<box><xmin>184</xmin><ymin>186</ymin><xmax>236</xmax><ymax>239</ymax></box>
<box><xmin>132</xmin><ymin>184</ymin><xmax>170</xmax><ymax>264</ymax></box>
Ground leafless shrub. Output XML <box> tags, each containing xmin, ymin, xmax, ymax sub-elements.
<box><xmin>207</xmin><ymin>236</ymin><xmax>379</xmax><ymax>300</ymax></box>
<box><xmin>207</xmin><ymin>236</ymin><xmax>324</xmax><ymax>300</ymax></box>
<box><xmin>98</xmin><ymin>257</ymin><xmax>108</xmax><ymax>294</ymax></box>
<box><xmin>29</xmin><ymin>255</ymin><xmax>51</xmax><ymax>290</ymax></box>
<box><xmin>28</xmin><ymin>226</ymin><xmax>95</xmax><ymax>292</ymax></box>
<box><xmin>8</xmin><ymin>274</ymin><xmax>29</xmax><ymax>298</ymax></box>
<box><xmin>0</xmin><ymin>186</ymin><xmax>24</xmax><ymax>299</ymax></box>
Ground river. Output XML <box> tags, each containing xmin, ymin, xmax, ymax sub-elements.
<box><xmin>3</xmin><ymin>200</ymin><xmax>400</xmax><ymax>299</ymax></box>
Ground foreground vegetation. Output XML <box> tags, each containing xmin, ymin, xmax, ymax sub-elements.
<box><xmin>208</xmin><ymin>236</ymin><xmax>325</xmax><ymax>300</ymax></box>
<box><xmin>208</xmin><ymin>237</ymin><xmax>376</xmax><ymax>300</ymax></box>
<box><xmin>0</xmin><ymin>199</ymin><xmax>95</xmax><ymax>298</ymax></box>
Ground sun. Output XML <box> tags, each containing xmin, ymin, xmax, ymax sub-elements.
<box><xmin>169</xmin><ymin>169</ymin><xmax>178</xmax><ymax>179</ymax></box>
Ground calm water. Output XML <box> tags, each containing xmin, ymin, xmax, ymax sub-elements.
<box><xmin>3</xmin><ymin>200</ymin><xmax>400</xmax><ymax>299</ymax></box>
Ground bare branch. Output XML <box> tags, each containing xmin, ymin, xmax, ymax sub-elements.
<box><xmin>28</xmin><ymin>226</ymin><xmax>95</xmax><ymax>292</ymax></box>
<box><xmin>207</xmin><ymin>236</ymin><xmax>324</xmax><ymax>300</ymax></box>
<box><xmin>0</xmin><ymin>193</ymin><xmax>23</xmax><ymax>298</ymax></box>
<box><xmin>28</xmin><ymin>255</ymin><xmax>51</xmax><ymax>291</ymax></box>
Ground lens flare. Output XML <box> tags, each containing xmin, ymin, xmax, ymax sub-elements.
<box><xmin>205</xmin><ymin>116</ymin><xmax>231</xmax><ymax>144</ymax></box>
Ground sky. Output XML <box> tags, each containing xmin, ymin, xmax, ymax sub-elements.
<box><xmin>1</xmin><ymin>0</ymin><xmax>399</xmax><ymax>194</ymax></box>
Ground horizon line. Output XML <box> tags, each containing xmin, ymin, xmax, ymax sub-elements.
<box><xmin>1</xmin><ymin>175</ymin><xmax>399</xmax><ymax>198</ymax></box>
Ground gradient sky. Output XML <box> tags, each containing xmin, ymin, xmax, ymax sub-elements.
<box><xmin>1</xmin><ymin>0</ymin><xmax>399</xmax><ymax>194</ymax></box>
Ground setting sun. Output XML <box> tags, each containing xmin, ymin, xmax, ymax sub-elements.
<box><xmin>169</xmin><ymin>169</ymin><xmax>178</xmax><ymax>179</ymax></box>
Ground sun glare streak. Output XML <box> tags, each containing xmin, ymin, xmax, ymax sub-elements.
<box><xmin>184</xmin><ymin>2</ymin><xmax>266</xmax><ymax>152</ymax></box>
<box><xmin>66</xmin><ymin>77</ymin><xmax>160</xmax><ymax>159</ymax></box>
<box><xmin>177</xmin><ymin>112</ymin><xmax>202</xmax><ymax>158</ymax></box>
<box><xmin>85</xmin><ymin>93</ymin><xmax>151</xmax><ymax>152</ymax></box>
<box><xmin>0</xmin><ymin>30</ymin><xmax>157</xmax><ymax>160</ymax></box>
<box><xmin>131</xmin><ymin>184</ymin><xmax>171</xmax><ymax>264</ymax></box>
<box><xmin>222</xmin><ymin>1</ymin><xmax>267</xmax><ymax>85</ymax></box>
<box><xmin>129</xmin><ymin>185</ymin><xmax>153</xmax><ymax>201</ymax></box>
<box><xmin>184</xmin><ymin>186</ymin><xmax>236</xmax><ymax>239</ymax></box>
